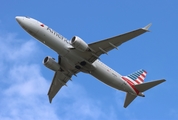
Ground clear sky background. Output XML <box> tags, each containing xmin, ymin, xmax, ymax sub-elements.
<box><xmin>0</xmin><ymin>1</ymin><xmax>178</xmax><ymax>120</ymax></box>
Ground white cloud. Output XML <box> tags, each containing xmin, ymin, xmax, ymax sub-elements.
<box><xmin>53</xmin><ymin>82</ymin><xmax>118</xmax><ymax>120</ymax></box>
<box><xmin>5</xmin><ymin>64</ymin><xmax>47</xmax><ymax>97</ymax></box>
<box><xmin>0</xmin><ymin>32</ymin><xmax>120</xmax><ymax>120</ymax></box>
<box><xmin>0</xmin><ymin>33</ymin><xmax>39</xmax><ymax>62</ymax></box>
<box><xmin>0</xmin><ymin>33</ymin><xmax>59</xmax><ymax>120</ymax></box>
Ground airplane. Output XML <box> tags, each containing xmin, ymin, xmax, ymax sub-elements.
<box><xmin>15</xmin><ymin>16</ymin><xmax>166</xmax><ymax>108</ymax></box>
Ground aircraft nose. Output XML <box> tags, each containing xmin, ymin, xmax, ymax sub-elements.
<box><xmin>15</xmin><ymin>16</ymin><xmax>24</xmax><ymax>24</ymax></box>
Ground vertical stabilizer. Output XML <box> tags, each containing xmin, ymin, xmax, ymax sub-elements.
<box><xmin>126</xmin><ymin>69</ymin><xmax>147</xmax><ymax>84</ymax></box>
<box><xmin>124</xmin><ymin>93</ymin><xmax>137</xmax><ymax>108</ymax></box>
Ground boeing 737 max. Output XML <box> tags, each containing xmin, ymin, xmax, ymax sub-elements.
<box><xmin>16</xmin><ymin>16</ymin><xmax>165</xmax><ymax>108</ymax></box>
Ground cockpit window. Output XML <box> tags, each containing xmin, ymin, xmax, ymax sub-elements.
<box><xmin>25</xmin><ymin>16</ymin><xmax>30</xmax><ymax>19</ymax></box>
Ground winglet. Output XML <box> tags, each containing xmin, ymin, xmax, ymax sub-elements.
<box><xmin>142</xmin><ymin>23</ymin><xmax>152</xmax><ymax>31</ymax></box>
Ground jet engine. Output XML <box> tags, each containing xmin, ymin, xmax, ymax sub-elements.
<box><xmin>71</xmin><ymin>36</ymin><xmax>89</xmax><ymax>52</ymax></box>
<box><xmin>43</xmin><ymin>56</ymin><xmax>60</xmax><ymax>71</ymax></box>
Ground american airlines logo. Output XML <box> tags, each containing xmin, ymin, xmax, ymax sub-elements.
<box><xmin>40</xmin><ymin>24</ymin><xmax>44</xmax><ymax>27</ymax></box>
<box><xmin>47</xmin><ymin>27</ymin><xmax>70</xmax><ymax>44</ymax></box>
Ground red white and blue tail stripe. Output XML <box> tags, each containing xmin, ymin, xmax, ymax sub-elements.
<box><xmin>124</xmin><ymin>69</ymin><xmax>147</xmax><ymax>85</ymax></box>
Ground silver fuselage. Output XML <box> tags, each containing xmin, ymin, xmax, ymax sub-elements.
<box><xmin>16</xmin><ymin>16</ymin><xmax>137</xmax><ymax>95</ymax></box>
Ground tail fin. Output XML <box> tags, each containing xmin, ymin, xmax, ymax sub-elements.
<box><xmin>124</xmin><ymin>93</ymin><xmax>137</xmax><ymax>108</ymax></box>
<box><xmin>134</xmin><ymin>79</ymin><xmax>166</xmax><ymax>92</ymax></box>
<box><xmin>127</xmin><ymin>69</ymin><xmax>147</xmax><ymax>84</ymax></box>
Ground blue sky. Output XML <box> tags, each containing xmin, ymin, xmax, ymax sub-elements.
<box><xmin>0</xmin><ymin>0</ymin><xmax>178</xmax><ymax>120</ymax></box>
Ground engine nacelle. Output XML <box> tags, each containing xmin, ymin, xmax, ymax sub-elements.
<box><xmin>43</xmin><ymin>56</ymin><xmax>60</xmax><ymax>71</ymax></box>
<box><xmin>71</xmin><ymin>36</ymin><xmax>89</xmax><ymax>52</ymax></box>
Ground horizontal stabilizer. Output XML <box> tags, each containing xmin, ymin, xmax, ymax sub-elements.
<box><xmin>134</xmin><ymin>79</ymin><xmax>166</xmax><ymax>92</ymax></box>
<box><xmin>124</xmin><ymin>93</ymin><xmax>137</xmax><ymax>108</ymax></box>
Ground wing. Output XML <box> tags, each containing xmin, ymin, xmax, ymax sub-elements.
<box><xmin>48</xmin><ymin>56</ymin><xmax>79</xmax><ymax>103</ymax></box>
<box><xmin>87</xmin><ymin>24</ymin><xmax>151</xmax><ymax>62</ymax></box>
<box><xmin>48</xmin><ymin>71</ymin><xmax>71</xmax><ymax>103</ymax></box>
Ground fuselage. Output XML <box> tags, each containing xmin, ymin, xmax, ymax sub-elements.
<box><xmin>15</xmin><ymin>16</ymin><xmax>138</xmax><ymax>96</ymax></box>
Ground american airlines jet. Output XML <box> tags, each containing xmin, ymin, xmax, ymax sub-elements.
<box><xmin>16</xmin><ymin>16</ymin><xmax>165</xmax><ymax>108</ymax></box>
